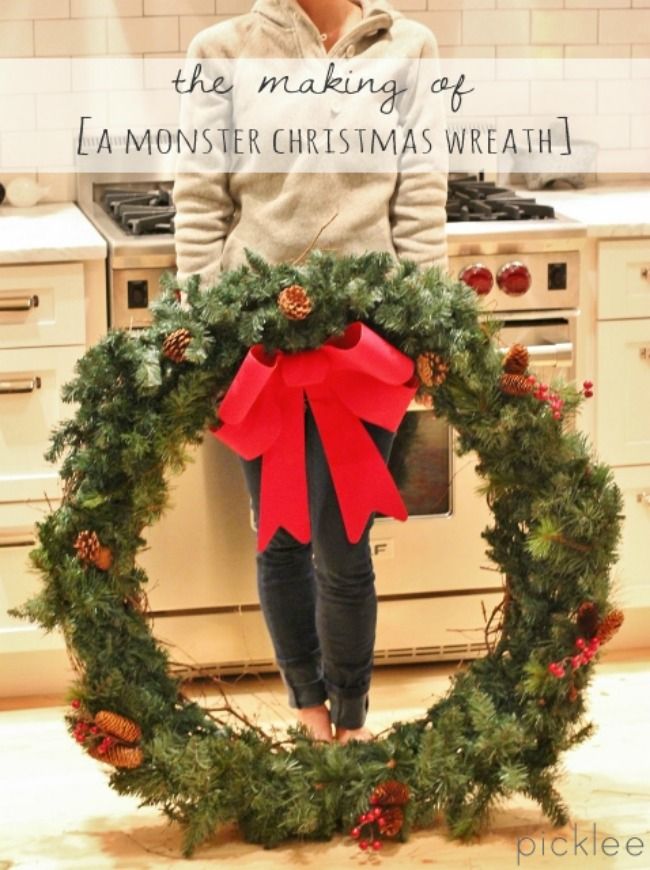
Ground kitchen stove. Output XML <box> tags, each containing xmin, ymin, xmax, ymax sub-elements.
<box><xmin>75</xmin><ymin>169</ymin><xmax>588</xmax><ymax>676</ymax></box>
<box><xmin>446</xmin><ymin>176</ymin><xmax>556</xmax><ymax>222</ymax></box>
<box><xmin>76</xmin><ymin>172</ymin><xmax>582</xmax><ymax>327</ymax></box>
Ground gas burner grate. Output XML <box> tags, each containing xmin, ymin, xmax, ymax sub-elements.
<box><xmin>101</xmin><ymin>187</ymin><xmax>176</xmax><ymax>236</ymax></box>
<box><xmin>97</xmin><ymin>176</ymin><xmax>556</xmax><ymax>235</ymax></box>
<box><xmin>446</xmin><ymin>175</ymin><xmax>556</xmax><ymax>222</ymax></box>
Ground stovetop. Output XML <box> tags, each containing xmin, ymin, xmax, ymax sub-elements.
<box><xmin>95</xmin><ymin>174</ymin><xmax>557</xmax><ymax>238</ymax></box>
<box><xmin>446</xmin><ymin>177</ymin><xmax>556</xmax><ymax>222</ymax></box>
<box><xmin>76</xmin><ymin>173</ymin><xmax>586</xmax><ymax>266</ymax></box>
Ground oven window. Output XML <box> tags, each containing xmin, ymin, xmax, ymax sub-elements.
<box><xmin>382</xmin><ymin>409</ymin><xmax>452</xmax><ymax>518</ymax></box>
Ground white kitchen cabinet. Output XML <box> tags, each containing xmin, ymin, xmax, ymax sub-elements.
<box><xmin>596</xmin><ymin>319</ymin><xmax>650</xmax><ymax>467</ymax></box>
<box><xmin>0</xmin><ymin>262</ymin><xmax>85</xmax><ymax>350</ymax></box>
<box><xmin>0</xmin><ymin>252</ymin><xmax>107</xmax><ymax>694</ymax></box>
<box><xmin>0</xmin><ymin>345</ymin><xmax>80</xmax><ymax>502</ymax></box>
<box><xmin>0</xmin><ymin>501</ymin><xmax>65</xmax><ymax>652</ymax></box>
<box><xmin>0</xmin><ymin>498</ymin><xmax>74</xmax><ymax>697</ymax></box>
<box><xmin>609</xmin><ymin>467</ymin><xmax>650</xmax><ymax>610</ymax></box>
<box><xmin>598</xmin><ymin>240</ymin><xmax>650</xmax><ymax>320</ymax></box>
<box><xmin>596</xmin><ymin>237</ymin><xmax>650</xmax><ymax>650</ymax></box>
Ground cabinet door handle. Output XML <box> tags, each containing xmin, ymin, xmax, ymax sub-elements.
<box><xmin>0</xmin><ymin>376</ymin><xmax>42</xmax><ymax>394</ymax></box>
<box><xmin>0</xmin><ymin>530</ymin><xmax>37</xmax><ymax>548</ymax></box>
<box><xmin>0</xmin><ymin>294</ymin><xmax>39</xmax><ymax>312</ymax></box>
<box><xmin>642</xmin><ymin>268</ymin><xmax>649</xmax><ymax>281</ymax></box>
<box><xmin>637</xmin><ymin>492</ymin><xmax>650</xmax><ymax>507</ymax></box>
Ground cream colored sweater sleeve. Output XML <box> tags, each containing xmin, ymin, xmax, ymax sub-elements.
<box><xmin>172</xmin><ymin>36</ymin><xmax>235</xmax><ymax>287</ymax></box>
<box><xmin>388</xmin><ymin>30</ymin><xmax>449</xmax><ymax>273</ymax></box>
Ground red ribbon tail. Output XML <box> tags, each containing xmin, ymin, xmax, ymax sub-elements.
<box><xmin>257</xmin><ymin>386</ymin><xmax>311</xmax><ymax>552</ymax></box>
<box><xmin>307</xmin><ymin>389</ymin><xmax>409</xmax><ymax>544</ymax></box>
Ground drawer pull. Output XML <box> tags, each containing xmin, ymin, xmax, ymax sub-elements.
<box><xmin>0</xmin><ymin>294</ymin><xmax>39</xmax><ymax>312</ymax></box>
<box><xmin>641</xmin><ymin>348</ymin><xmax>650</xmax><ymax>361</ymax></box>
<box><xmin>0</xmin><ymin>530</ymin><xmax>37</xmax><ymax>548</ymax></box>
<box><xmin>642</xmin><ymin>268</ymin><xmax>649</xmax><ymax>281</ymax></box>
<box><xmin>0</xmin><ymin>376</ymin><xmax>42</xmax><ymax>394</ymax></box>
<box><xmin>637</xmin><ymin>492</ymin><xmax>650</xmax><ymax>507</ymax></box>
<box><xmin>499</xmin><ymin>342</ymin><xmax>573</xmax><ymax>367</ymax></box>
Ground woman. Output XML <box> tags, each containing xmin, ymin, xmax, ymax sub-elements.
<box><xmin>173</xmin><ymin>0</ymin><xmax>448</xmax><ymax>744</ymax></box>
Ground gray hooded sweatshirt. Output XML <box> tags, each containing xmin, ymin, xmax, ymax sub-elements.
<box><xmin>172</xmin><ymin>0</ymin><xmax>449</xmax><ymax>287</ymax></box>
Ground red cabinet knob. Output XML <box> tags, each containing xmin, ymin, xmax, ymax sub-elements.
<box><xmin>458</xmin><ymin>263</ymin><xmax>494</xmax><ymax>295</ymax></box>
<box><xmin>496</xmin><ymin>261</ymin><xmax>531</xmax><ymax>295</ymax></box>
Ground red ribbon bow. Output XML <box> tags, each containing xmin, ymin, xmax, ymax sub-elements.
<box><xmin>210</xmin><ymin>321</ymin><xmax>418</xmax><ymax>552</ymax></box>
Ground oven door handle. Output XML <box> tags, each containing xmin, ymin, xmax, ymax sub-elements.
<box><xmin>500</xmin><ymin>342</ymin><xmax>573</xmax><ymax>367</ymax></box>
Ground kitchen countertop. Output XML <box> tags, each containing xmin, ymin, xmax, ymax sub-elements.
<box><xmin>0</xmin><ymin>184</ymin><xmax>648</xmax><ymax>268</ymax></box>
<box><xmin>512</xmin><ymin>182</ymin><xmax>650</xmax><ymax>239</ymax></box>
<box><xmin>0</xmin><ymin>203</ymin><xmax>106</xmax><ymax>265</ymax></box>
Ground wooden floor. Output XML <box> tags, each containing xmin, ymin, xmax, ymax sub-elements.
<box><xmin>1</xmin><ymin>648</ymin><xmax>649</xmax><ymax>869</ymax></box>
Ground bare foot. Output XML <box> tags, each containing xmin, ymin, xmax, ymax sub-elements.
<box><xmin>296</xmin><ymin>703</ymin><xmax>333</xmax><ymax>742</ymax></box>
<box><xmin>335</xmin><ymin>725</ymin><xmax>374</xmax><ymax>745</ymax></box>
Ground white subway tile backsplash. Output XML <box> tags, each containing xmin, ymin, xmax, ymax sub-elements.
<box><xmin>600</xmin><ymin>10</ymin><xmax>650</xmax><ymax>42</ymax></box>
<box><xmin>429</xmin><ymin>0</ymin><xmax>495</xmax><ymax>9</ymax></box>
<box><xmin>532</xmin><ymin>11</ymin><xmax>598</xmax><ymax>44</ymax></box>
<box><xmin>107</xmin><ymin>16</ymin><xmax>179</xmax><ymax>54</ymax></box>
<box><xmin>216</xmin><ymin>0</ymin><xmax>253</xmax><ymax>13</ymax></box>
<box><xmin>71</xmin><ymin>0</ymin><xmax>143</xmax><ymax>16</ymax></box>
<box><xmin>498</xmin><ymin>0</ymin><xmax>561</xmax><ymax>8</ymax></box>
<box><xmin>146</xmin><ymin>0</ymin><xmax>215</xmax><ymax>14</ymax></box>
<box><xmin>3</xmin><ymin>1</ymin><xmax>646</xmax><ymax>60</ymax></box>
<box><xmin>180</xmin><ymin>15</ymin><xmax>226</xmax><ymax>50</ymax></box>
<box><xmin>409</xmin><ymin>11</ymin><xmax>463</xmax><ymax>45</ymax></box>
<box><xmin>566</xmin><ymin>0</ymin><xmax>630</xmax><ymax>7</ymax></box>
<box><xmin>389</xmin><ymin>0</ymin><xmax>426</xmax><ymax>9</ymax></box>
<box><xmin>463</xmin><ymin>10</ymin><xmax>530</xmax><ymax>44</ymax></box>
<box><xmin>0</xmin><ymin>1</ymin><xmax>68</xmax><ymax>20</ymax></box>
<box><xmin>0</xmin><ymin>94</ymin><xmax>36</xmax><ymax>131</ymax></box>
<box><xmin>35</xmin><ymin>19</ymin><xmax>107</xmax><ymax>56</ymax></box>
<box><xmin>530</xmin><ymin>78</ymin><xmax>598</xmax><ymax>113</ymax></box>
<box><xmin>0</xmin><ymin>21</ymin><xmax>34</xmax><ymax>57</ymax></box>
<box><xmin>565</xmin><ymin>44</ymin><xmax>633</xmax><ymax>56</ymax></box>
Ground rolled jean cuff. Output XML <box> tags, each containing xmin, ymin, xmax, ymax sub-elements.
<box><xmin>328</xmin><ymin>690</ymin><xmax>369</xmax><ymax>730</ymax></box>
<box><xmin>282</xmin><ymin>674</ymin><xmax>328</xmax><ymax>709</ymax></box>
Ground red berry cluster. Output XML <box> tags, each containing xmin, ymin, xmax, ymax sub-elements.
<box><xmin>350</xmin><ymin>805</ymin><xmax>386</xmax><ymax>851</ymax></box>
<box><xmin>70</xmin><ymin>699</ymin><xmax>115</xmax><ymax>755</ymax></box>
<box><xmin>547</xmin><ymin>635</ymin><xmax>601</xmax><ymax>678</ymax></box>
<box><xmin>526</xmin><ymin>376</ymin><xmax>565</xmax><ymax>420</ymax></box>
<box><xmin>582</xmin><ymin>380</ymin><xmax>594</xmax><ymax>398</ymax></box>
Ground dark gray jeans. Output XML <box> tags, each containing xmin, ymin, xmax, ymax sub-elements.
<box><xmin>239</xmin><ymin>400</ymin><xmax>396</xmax><ymax>729</ymax></box>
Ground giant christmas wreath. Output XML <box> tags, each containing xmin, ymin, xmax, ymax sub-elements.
<box><xmin>10</xmin><ymin>250</ymin><xmax>625</xmax><ymax>858</ymax></box>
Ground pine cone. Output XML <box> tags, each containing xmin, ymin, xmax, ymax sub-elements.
<box><xmin>416</xmin><ymin>352</ymin><xmax>449</xmax><ymax>388</ymax></box>
<box><xmin>93</xmin><ymin>546</ymin><xmax>113</xmax><ymax>571</ymax></box>
<box><xmin>73</xmin><ymin>530</ymin><xmax>112</xmax><ymax>571</ymax></box>
<box><xmin>94</xmin><ymin>710</ymin><xmax>142</xmax><ymax>744</ymax></box>
<box><xmin>370</xmin><ymin>779</ymin><xmax>410</xmax><ymax>807</ymax></box>
<box><xmin>576</xmin><ymin>601</ymin><xmax>600</xmax><ymax>638</ymax></box>
<box><xmin>74</xmin><ymin>530</ymin><xmax>100</xmax><ymax>564</ymax></box>
<box><xmin>162</xmin><ymin>328</ymin><xmax>192</xmax><ymax>363</ymax></box>
<box><xmin>277</xmin><ymin>284</ymin><xmax>313</xmax><ymax>320</ymax></box>
<box><xmin>89</xmin><ymin>744</ymin><xmax>143</xmax><ymax>769</ymax></box>
<box><xmin>500</xmin><ymin>373</ymin><xmax>535</xmax><ymax>396</ymax></box>
<box><xmin>380</xmin><ymin>806</ymin><xmax>404</xmax><ymax>837</ymax></box>
<box><xmin>596</xmin><ymin>609</ymin><xmax>624</xmax><ymax>645</ymax></box>
<box><xmin>503</xmin><ymin>343</ymin><xmax>529</xmax><ymax>374</ymax></box>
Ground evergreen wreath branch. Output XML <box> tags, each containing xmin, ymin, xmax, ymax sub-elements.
<box><xmin>8</xmin><ymin>250</ymin><xmax>624</xmax><ymax>858</ymax></box>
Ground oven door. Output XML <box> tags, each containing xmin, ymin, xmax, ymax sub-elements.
<box><xmin>370</xmin><ymin>309</ymin><xmax>577</xmax><ymax>596</ymax></box>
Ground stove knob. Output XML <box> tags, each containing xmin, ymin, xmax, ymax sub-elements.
<box><xmin>496</xmin><ymin>261</ymin><xmax>531</xmax><ymax>295</ymax></box>
<box><xmin>458</xmin><ymin>263</ymin><xmax>494</xmax><ymax>295</ymax></box>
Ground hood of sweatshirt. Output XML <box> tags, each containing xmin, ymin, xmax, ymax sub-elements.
<box><xmin>251</xmin><ymin>0</ymin><xmax>399</xmax><ymax>38</ymax></box>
